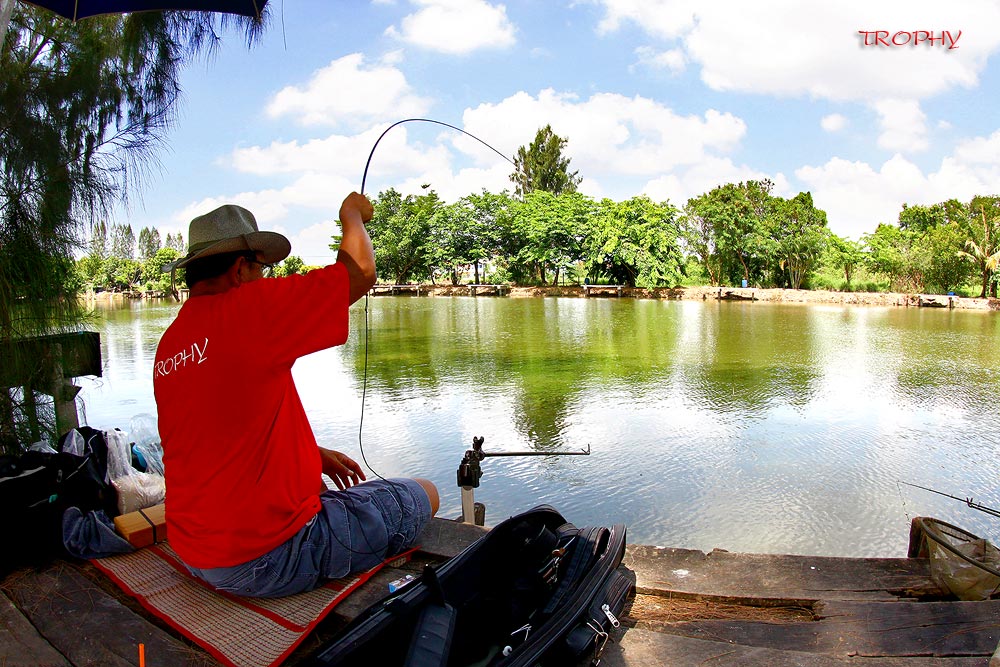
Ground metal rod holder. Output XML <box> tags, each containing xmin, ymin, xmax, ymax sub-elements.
<box><xmin>456</xmin><ymin>436</ymin><xmax>590</xmax><ymax>525</ymax></box>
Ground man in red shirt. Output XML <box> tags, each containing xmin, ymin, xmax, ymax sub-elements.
<box><xmin>154</xmin><ymin>192</ymin><xmax>438</xmax><ymax>597</ymax></box>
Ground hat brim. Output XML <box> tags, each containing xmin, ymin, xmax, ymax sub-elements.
<box><xmin>161</xmin><ymin>231</ymin><xmax>291</xmax><ymax>273</ymax></box>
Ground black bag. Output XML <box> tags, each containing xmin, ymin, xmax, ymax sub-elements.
<box><xmin>0</xmin><ymin>430</ymin><xmax>118</xmax><ymax>571</ymax></box>
<box><xmin>306</xmin><ymin>505</ymin><xmax>631</xmax><ymax>667</ymax></box>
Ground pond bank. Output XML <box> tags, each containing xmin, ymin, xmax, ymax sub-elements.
<box><xmin>82</xmin><ymin>285</ymin><xmax>1000</xmax><ymax>311</ymax></box>
<box><xmin>412</xmin><ymin>284</ymin><xmax>1000</xmax><ymax>311</ymax></box>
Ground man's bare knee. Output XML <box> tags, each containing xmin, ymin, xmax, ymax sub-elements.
<box><xmin>414</xmin><ymin>478</ymin><xmax>439</xmax><ymax>516</ymax></box>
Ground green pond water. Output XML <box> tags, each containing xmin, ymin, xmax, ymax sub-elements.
<box><xmin>78</xmin><ymin>295</ymin><xmax>1000</xmax><ymax>558</ymax></box>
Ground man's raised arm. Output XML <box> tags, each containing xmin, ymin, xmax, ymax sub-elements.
<box><xmin>336</xmin><ymin>192</ymin><xmax>376</xmax><ymax>304</ymax></box>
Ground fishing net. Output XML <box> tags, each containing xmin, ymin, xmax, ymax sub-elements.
<box><xmin>908</xmin><ymin>517</ymin><xmax>1000</xmax><ymax>601</ymax></box>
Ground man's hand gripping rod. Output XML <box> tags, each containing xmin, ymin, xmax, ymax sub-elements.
<box><xmin>456</xmin><ymin>436</ymin><xmax>591</xmax><ymax>525</ymax></box>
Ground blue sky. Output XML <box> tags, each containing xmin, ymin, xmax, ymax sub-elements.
<box><xmin>121</xmin><ymin>0</ymin><xmax>1000</xmax><ymax>266</ymax></box>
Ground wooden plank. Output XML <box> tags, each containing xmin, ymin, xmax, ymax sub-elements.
<box><xmin>640</xmin><ymin>599</ymin><xmax>1000</xmax><ymax>658</ymax></box>
<box><xmin>416</xmin><ymin>517</ymin><xmax>488</xmax><ymax>558</ymax></box>
<box><xmin>331</xmin><ymin>519</ymin><xmax>487</xmax><ymax>622</ymax></box>
<box><xmin>0</xmin><ymin>331</ymin><xmax>102</xmax><ymax>386</ymax></box>
<box><xmin>602</xmin><ymin>628</ymin><xmax>990</xmax><ymax>667</ymax></box>
<box><xmin>331</xmin><ymin>566</ymin><xmax>408</xmax><ymax>622</ymax></box>
<box><xmin>0</xmin><ymin>591</ymin><xmax>71</xmax><ymax>667</ymax></box>
<box><xmin>3</xmin><ymin>563</ymin><xmax>215</xmax><ymax>667</ymax></box>
<box><xmin>624</xmin><ymin>545</ymin><xmax>945</xmax><ymax>602</ymax></box>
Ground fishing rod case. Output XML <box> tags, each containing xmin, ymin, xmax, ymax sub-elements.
<box><xmin>306</xmin><ymin>505</ymin><xmax>631</xmax><ymax>667</ymax></box>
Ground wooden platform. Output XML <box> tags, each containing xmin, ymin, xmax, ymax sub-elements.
<box><xmin>466</xmin><ymin>284</ymin><xmax>509</xmax><ymax>296</ymax></box>
<box><xmin>0</xmin><ymin>519</ymin><xmax>487</xmax><ymax>667</ymax></box>
<box><xmin>716</xmin><ymin>288</ymin><xmax>757</xmax><ymax>301</ymax></box>
<box><xmin>369</xmin><ymin>284</ymin><xmax>423</xmax><ymax>296</ymax></box>
<box><xmin>583</xmin><ymin>284</ymin><xmax>624</xmax><ymax>297</ymax></box>
<box><xmin>608</xmin><ymin>546</ymin><xmax>999</xmax><ymax>666</ymax></box>
<box><xmin>2</xmin><ymin>523</ymin><xmax>998</xmax><ymax>666</ymax></box>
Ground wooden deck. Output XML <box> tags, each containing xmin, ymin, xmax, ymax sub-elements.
<box><xmin>2</xmin><ymin>520</ymin><xmax>998</xmax><ymax>666</ymax></box>
<box><xmin>369</xmin><ymin>284</ymin><xmax>423</xmax><ymax>296</ymax></box>
<box><xmin>466</xmin><ymin>284</ymin><xmax>509</xmax><ymax>296</ymax></box>
<box><xmin>716</xmin><ymin>288</ymin><xmax>758</xmax><ymax>301</ymax></box>
<box><xmin>583</xmin><ymin>284</ymin><xmax>625</xmax><ymax>297</ymax></box>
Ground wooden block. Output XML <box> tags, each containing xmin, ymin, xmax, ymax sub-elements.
<box><xmin>113</xmin><ymin>503</ymin><xmax>167</xmax><ymax>548</ymax></box>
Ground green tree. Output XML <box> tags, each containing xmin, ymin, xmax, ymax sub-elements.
<box><xmin>768</xmin><ymin>192</ymin><xmax>829</xmax><ymax>289</ymax></box>
<box><xmin>685</xmin><ymin>180</ymin><xmax>774</xmax><ymax>286</ymax></box>
<box><xmin>358</xmin><ymin>188</ymin><xmax>440</xmax><ymax>284</ymax></box>
<box><xmin>111</xmin><ymin>223</ymin><xmax>136</xmax><ymax>259</ymax></box>
<box><xmin>428</xmin><ymin>201</ymin><xmax>479</xmax><ymax>285</ymax></box>
<box><xmin>584</xmin><ymin>196</ymin><xmax>684</xmax><ymax>288</ymax></box>
<box><xmin>139</xmin><ymin>246</ymin><xmax>180</xmax><ymax>292</ymax></box>
<box><xmin>510</xmin><ymin>125</ymin><xmax>582</xmax><ymax>196</ymax></box>
<box><xmin>513</xmin><ymin>190</ymin><xmax>591</xmax><ymax>285</ymax></box>
<box><xmin>824</xmin><ymin>234</ymin><xmax>865</xmax><ymax>290</ymax></box>
<box><xmin>889</xmin><ymin>200</ymin><xmax>975</xmax><ymax>295</ymax></box>
<box><xmin>863</xmin><ymin>223</ymin><xmax>929</xmax><ymax>293</ymax></box>
<box><xmin>136</xmin><ymin>225</ymin><xmax>161</xmax><ymax>260</ymax></box>
<box><xmin>164</xmin><ymin>231</ymin><xmax>185</xmax><ymax>252</ymax></box>
<box><xmin>273</xmin><ymin>255</ymin><xmax>305</xmax><ymax>278</ymax></box>
<box><xmin>680</xmin><ymin>194</ymin><xmax>723</xmax><ymax>286</ymax></box>
<box><xmin>901</xmin><ymin>201</ymin><xmax>972</xmax><ymax>294</ymax></box>
<box><xmin>954</xmin><ymin>196</ymin><xmax>1000</xmax><ymax>298</ymax></box>
<box><xmin>922</xmin><ymin>221</ymin><xmax>972</xmax><ymax>294</ymax></box>
<box><xmin>0</xmin><ymin>6</ymin><xmax>264</xmax><ymax>452</ymax></box>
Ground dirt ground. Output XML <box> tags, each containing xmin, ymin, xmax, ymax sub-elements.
<box><xmin>420</xmin><ymin>284</ymin><xmax>998</xmax><ymax>311</ymax></box>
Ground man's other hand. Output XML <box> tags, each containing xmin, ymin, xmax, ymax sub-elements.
<box><xmin>319</xmin><ymin>448</ymin><xmax>367</xmax><ymax>490</ymax></box>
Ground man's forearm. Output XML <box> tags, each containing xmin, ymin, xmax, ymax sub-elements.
<box><xmin>337</xmin><ymin>201</ymin><xmax>376</xmax><ymax>304</ymax></box>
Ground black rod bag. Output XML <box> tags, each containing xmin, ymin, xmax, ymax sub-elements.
<box><xmin>306</xmin><ymin>505</ymin><xmax>631</xmax><ymax>667</ymax></box>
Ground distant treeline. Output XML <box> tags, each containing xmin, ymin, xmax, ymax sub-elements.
<box><xmin>362</xmin><ymin>183</ymin><xmax>1000</xmax><ymax>297</ymax></box>
<box><xmin>82</xmin><ymin>185</ymin><xmax>1000</xmax><ymax>298</ymax></box>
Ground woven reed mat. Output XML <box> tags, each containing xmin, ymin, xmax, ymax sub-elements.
<box><xmin>93</xmin><ymin>542</ymin><xmax>410</xmax><ymax>667</ymax></box>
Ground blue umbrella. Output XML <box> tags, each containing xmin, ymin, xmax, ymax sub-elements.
<box><xmin>20</xmin><ymin>0</ymin><xmax>267</xmax><ymax>21</ymax></box>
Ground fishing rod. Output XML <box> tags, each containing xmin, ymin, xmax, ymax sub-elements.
<box><xmin>898</xmin><ymin>480</ymin><xmax>1000</xmax><ymax>519</ymax></box>
<box><xmin>354</xmin><ymin>118</ymin><xmax>514</xmax><ymax>477</ymax></box>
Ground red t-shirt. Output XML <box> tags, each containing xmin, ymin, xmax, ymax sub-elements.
<box><xmin>153</xmin><ymin>263</ymin><xmax>351</xmax><ymax>568</ymax></box>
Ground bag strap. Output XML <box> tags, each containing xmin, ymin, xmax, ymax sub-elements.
<box><xmin>542</xmin><ymin>526</ymin><xmax>607</xmax><ymax>615</ymax></box>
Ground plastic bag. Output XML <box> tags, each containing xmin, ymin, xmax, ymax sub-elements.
<box><xmin>128</xmin><ymin>414</ymin><xmax>164</xmax><ymax>476</ymax></box>
<box><xmin>29</xmin><ymin>439</ymin><xmax>58</xmax><ymax>454</ymax></box>
<box><xmin>107</xmin><ymin>428</ymin><xmax>165</xmax><ymax>514</ymax></box>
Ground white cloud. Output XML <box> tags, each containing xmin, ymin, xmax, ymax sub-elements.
<box><xmin>266</xmin><ymin>53</ymin><xmax>432</xmax><ymax>127</ymax></box>
<box><xmin>643</xmin><ymin>157</ymin><xmax>791</xmax><ymax>205</ymax></box>
<box><xmin>593</xmin><ymin>0</ymin><xmax>1000</xmax><ymax>103</ymax></box>
<box><xmin>632</xmin><ymin>46</ymin><xmax>686</xmax><ymax>74</ymax></box>
<box><xmin>461</xmin><ymin>88</ymin><xmax>747</xmax><ymax>182</ymax></box>
<box><xmin>595</xmin><ymin>0</ymin><xmax>697</xmax><ymax>39</ymax></box>
<box><xmin>953</xmin><ymin>128</ymin><xmax>1000</xmax><ymax>165</ymax></box>
<box><xmin>873</xmin><ymin>99</ymin><xmax>928</xmax><ymax>152</ymax></box>
<box><xmin>385</xmin><ymin>0</ymin><xmax>516</xmax><ymax>54</ymax></box>
<box><xmin>287</xmin><ymin>221</ymin><xmax>341</xmax><ymax>266</ymax></box>
<box><xmin>797</xmin><ymin>135</ymin><xmax>1000</xmax><ymax>240</ymax></box>
<box><xmin>820</xmin><ymin>114</ymin><xmax>847</xmax><ymax>132</ymax></box>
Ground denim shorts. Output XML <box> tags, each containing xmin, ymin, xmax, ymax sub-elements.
<box><xmin>186</xmin><ymin>478</ymin><xmax>432</xmax><ymax>598</ymax></box>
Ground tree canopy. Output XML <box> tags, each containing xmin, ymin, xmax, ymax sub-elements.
<box><xmin>1</xmin><ymin>5</ymin><xmax>264</xmax><ymax>452</ymax></box>
<box><xmin>510</xmin><ymin>125</ymin><xmax>582</xmax><ymax>196</ymax></box>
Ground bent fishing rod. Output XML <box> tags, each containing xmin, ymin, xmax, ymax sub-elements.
<box><xmin>354</xmin><ymin>118</ymin><xmax>516</xmax><ymax>477</ymax></box>
<box><xmin>898</xmin><ymin>480</ymin><xmax>1000</xmax><ymax>519</ymax></box>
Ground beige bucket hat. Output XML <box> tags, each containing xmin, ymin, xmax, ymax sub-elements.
<box><xmin>162</xmin><ymin>204</ymin><xmax>291</xmax><ymax>272</ymax></box>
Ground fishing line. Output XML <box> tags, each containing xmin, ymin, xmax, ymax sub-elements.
<box><xmin>333</xmin><ymin>118</ymin><xmax>513</xmax><ymax>556</ymax></box>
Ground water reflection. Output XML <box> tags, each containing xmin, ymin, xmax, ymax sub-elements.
<box><xmin>77</xmin><ymin>297</ymin><xmax>1000</xmax><ymax>558</ymax></box>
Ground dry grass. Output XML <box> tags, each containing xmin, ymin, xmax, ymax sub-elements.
<box><xmin>625</xmin><ymin>593</ymin><xmax>814</xmax><ymax>625</ymax></box>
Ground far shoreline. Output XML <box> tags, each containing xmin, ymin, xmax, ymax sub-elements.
<box><xmin>81</xmin><ymin>284</ymin><xmax>1000</xmax><ymax>312</ymax></box>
